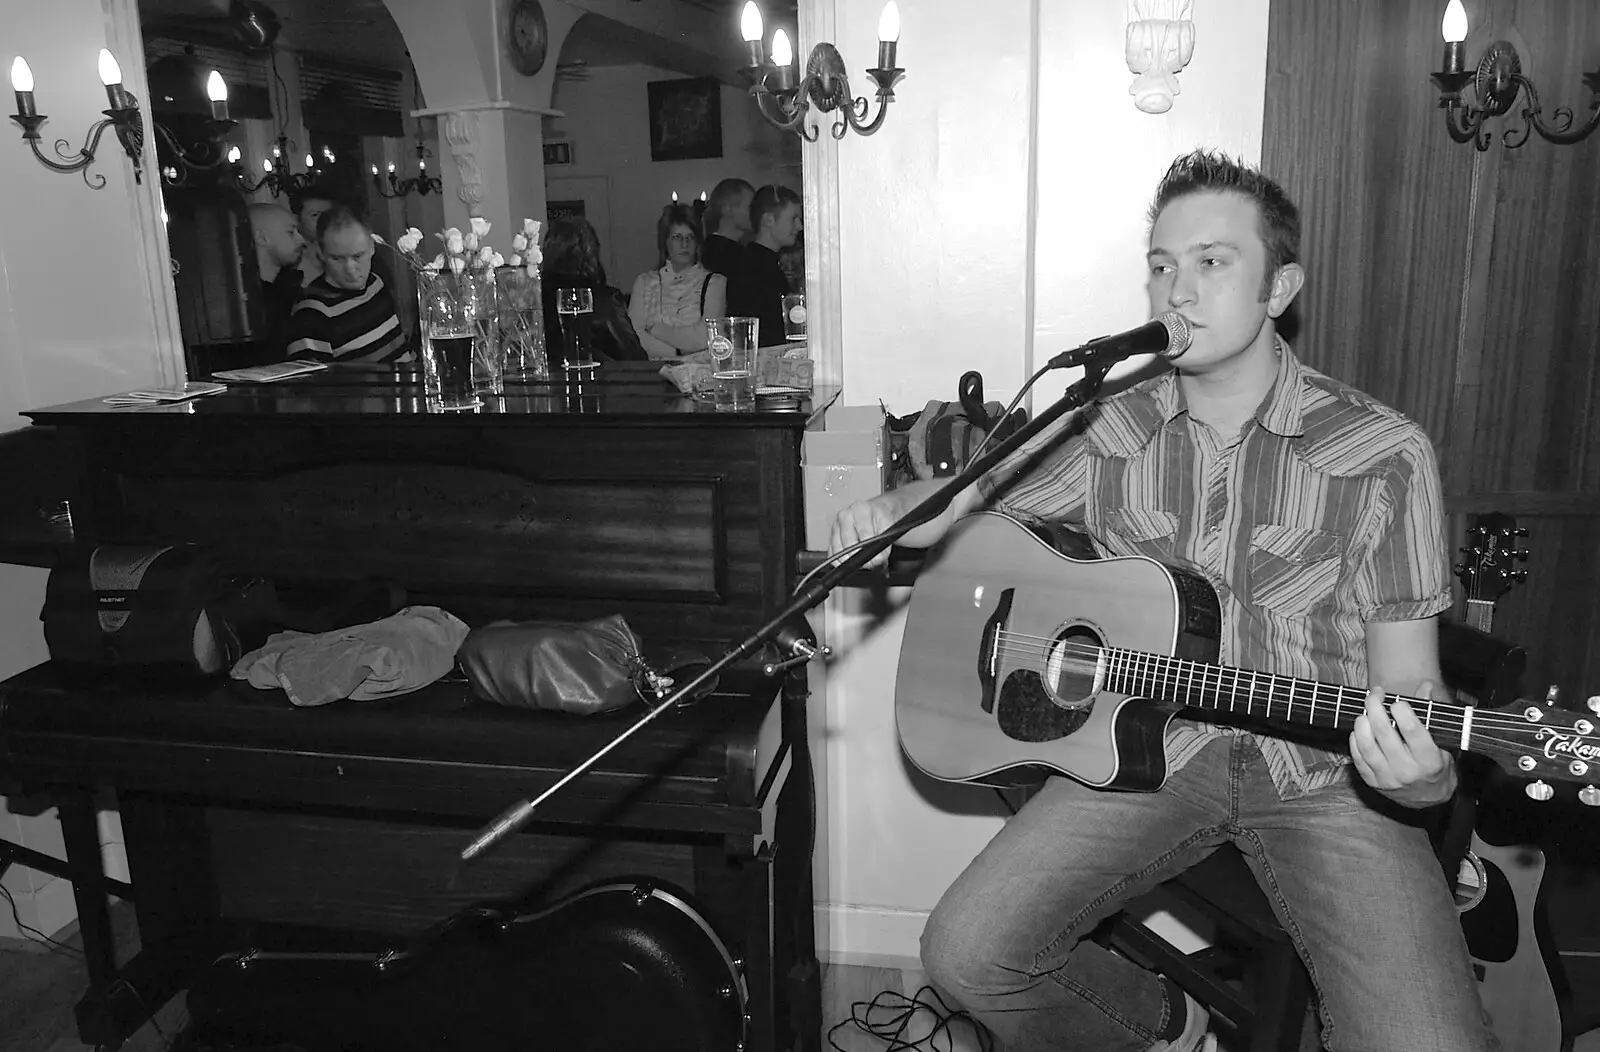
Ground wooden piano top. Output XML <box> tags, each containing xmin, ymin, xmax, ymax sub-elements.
<box><xmin>0</xmin><ymin>662</ymin><xmax>785</xmax><ymax>834</ymax></box>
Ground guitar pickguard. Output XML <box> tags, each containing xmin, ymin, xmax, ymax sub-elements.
<box><xmin>995</xmin><ymin>669</ymin><xmax>1090</xmax><ymax>742</ymax></box>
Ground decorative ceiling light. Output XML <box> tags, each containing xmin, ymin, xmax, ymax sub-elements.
<box><xmin>1125</xmin><ymin>0</ymin><xmax>1195</xmax><ymax>114</ymax></box>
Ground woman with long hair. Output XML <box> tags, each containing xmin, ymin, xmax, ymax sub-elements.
<box><xmin>540</xmin><ymin>217</ymin><xmax>646</xmax><ymax>362</ymax></box>
<box><xmin>628</xmin><ymin>204</ymin><xmax>728</xmax><ymax>359</ymax></box>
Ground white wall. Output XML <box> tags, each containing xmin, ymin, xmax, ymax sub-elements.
<box><xmin>0</xmin><ymin>0</ymin><xmax>171</xmax><ymax>939</ymax></box>
<box><xmin>545</xmin><ymin>64</ymin><xmax>801</xmax><ymax>293</ymax></box>
<box><xmin>815</xmin><ymin>0</ymin><xmax>1271</xmax><ymax>964</ymax></box>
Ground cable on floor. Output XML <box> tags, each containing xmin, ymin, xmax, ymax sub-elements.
<box><xmin>827</xmin><ymin>983</ymin><xmax>994</xmax><ymax>1051</ymax></box>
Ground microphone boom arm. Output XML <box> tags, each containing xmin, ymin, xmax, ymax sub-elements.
<box><xmin>459</xmin><ymin>360</ymin><xmax>1119</xmax><ymax>862</ymax></box>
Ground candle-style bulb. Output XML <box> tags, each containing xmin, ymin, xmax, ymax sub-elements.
<box><xmin>262</xmin><ymin>158</ymin><xmax>272</xmax><ymax>172</ymax></box>
<box><xmin>97</xmin><ymin>49</ymin><xmax>122</xmax><ymax>87</ymax></box>
<box><xmin>878</xmin><ymin>0</ymin><xmax>901</xmax><ymax>43</ymax></box>
<box><xmin>388</xmin><ymin>161</ymin><xmax>397</xmax><ymax>173</ymax></box>
<box><xmin>700</xmin><ymin>190</ymin><xmax>707</xmax><ymax>202</ymax></box>
<box><xmin>417</xmin><ymin>158</ymin><xmax>425</xmax><ymax>170</ymax></box>
<box><xmin>740</xmin><ymin>1</ymin><xmax>764</xmax><ymax>43</ymax></box>
<box><xmin>1442</xmin><ymin>0</ymin><xmax>1468</xmax><ymax>43</ymax></box>
<box><xmin>11</xmin><ymin>56</ymin><xmax>33</xmax><ymax>93</ymax></box>
<box><xmin>672</xmin><ymin>190</ymin><xmax>679</xmax><ymax>202</ymax></box>
<box><xmin>304</xmin><ymin>153</ymin><xmax>313</xmax><ymax>168</ymax></box>
<box><xmin>772</xmin><ymin>28</ymin><xmax>793</xmax><ymax>67</ymax></box>
<box><xmin>227</xmin><ymin>145</ymin><xmax>241</xmax><ymax>163</ymax></box>
<box><xmin>370</xmin><ymin>163</ymin><xmax>379</xmax><ymax>176</ymax></box>
<box><xmin>205</xmin><ymin>70</ymin><xmax>227</xmax><ymax>102</ymax></box>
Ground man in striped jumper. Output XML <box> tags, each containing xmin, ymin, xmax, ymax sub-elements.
<box><xmin>286</xmin><ymin>204</ymin><xmax>411</xmax><ymax>363</ymax></box>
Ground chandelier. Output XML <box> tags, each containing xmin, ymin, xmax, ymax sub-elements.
<box><xmin>1430</xmin><ymin>0</ymin><xmax>1600</xmax><ymax>150</ymax></box>
<box><xmin>372</xmin><ymin>83</ymin><xmax>441</xmax><ymax>198</ymax></box>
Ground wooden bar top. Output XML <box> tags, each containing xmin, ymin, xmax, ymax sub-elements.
<box><xmin>23</xmin><ymin>361</ymin><xmax>837</xmax><ymax>429</ymax></box>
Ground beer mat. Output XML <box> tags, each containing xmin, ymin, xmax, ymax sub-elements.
<box><xmin>211</xmin><ymin>360</ymin><xmax>331</xmax><ymax>383</ymax></box>
<box><xmin>103</xmin><ymin>382</ymin><xmax>227</xmax><ymax>406</ymax></box>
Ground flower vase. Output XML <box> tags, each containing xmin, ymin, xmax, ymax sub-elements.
<box><xmin>418</xmin><ymin>269</ymin><xmax>498</xmax><ymax>411</ymax></box>
<box><xmin>495</xmin><ymin>264</ymin><xmax>548</xmax><ymax>381</ymax></box>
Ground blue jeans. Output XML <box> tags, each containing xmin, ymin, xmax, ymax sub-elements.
<box><xmin>920</xmin><ymin>736</ymin><xmax>1498</xmax><ymax>1052</ymax></box>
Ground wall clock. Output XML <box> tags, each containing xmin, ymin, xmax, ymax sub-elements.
<box><xmin>506</xmin><ymin>0</ymin><xmax>549</xmax><ymax>77</ymax></box>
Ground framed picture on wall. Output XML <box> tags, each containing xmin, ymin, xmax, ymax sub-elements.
<box><xmin>646</xmin><ymin>77</ymin><xmax>723</xmax><ymax>162</ymax></box>
<box><xmin>547</xmin><ymin>199</ymin><xmax>587</xmax><ymax>226</ymax></box>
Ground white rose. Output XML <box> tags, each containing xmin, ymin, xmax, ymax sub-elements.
<box><xmin>522</xmin><ymin>218</ymin><xmax>539</xmax><ymax>239</ymax></box>
<box><xmin>464</xmin><ymin>232</ymin><xmax>479</xmax><ymax>252</ymax></box>
<box><xmin>528</xmin><ymin>246</ymin><xmax>543</xmax><ymax>266</ymax></box>
<box><xmin>447</xmin><ymin>234</ymin><xmax>465</xmax><ymax>254</ymax></box>
<box><xmin>422</xmin><ymin>260</ymin><xmax>442</xmax><ymax>274</ymax></box>
<box><xmin>370</xmin><ymin>232</ymin><xmax>386</xmax><ymax>245</ymax></box>
<box><xmin>511</xmin><ymin>233</ymin><xmax>528</xmax><ymax>251</ymax></box>
<box><xmin>396</xmin><ymin>231</ymin><xmax>422</xmax><ymax>254</ymax></box>
<box><xmin>469</xmin><ymin>216</ymin><xmax>492</xmax><ymax>238</ymax></box>
<box><xmin>477</xmin><ymin>246</ymin><xmax>495</xmax><ymax>265</ymax></box>
<box><xmin>508</xmin><ymin>254</ymin><xmax>522</xmax><ymax>267</ymax></box>
<box><xmin>489</xmin><ymin>252</ymin><xmax>505</xmax><ymax>268</ymax></box>
<box><xmin>441</xmin><ymin>226</ymin><xmax>462</xmax><ymax>240</ymax></box>
<box><xmin>406</xmin><ymin>226</ymin><xmax>423</xmax><ymax>239</ymax></box>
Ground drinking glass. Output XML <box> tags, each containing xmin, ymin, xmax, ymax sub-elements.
<box><xmin>705</xmin><ymin>316</ymin><xmax>758</xmax><ymax>411</ymax></box>
<box><xmin>419</xmin><ymin>270</ymin><xmax>494</xmax><ymax>411</ymax></box>
<box><xmin>556</xmin><ymin>286</ymin><xmax>597</xmax><ymax>371</ymax></box>
<box><xmin>782</xmin><ymin>293</ymin><xmax>807</xmax><ymax>342</ymax></box>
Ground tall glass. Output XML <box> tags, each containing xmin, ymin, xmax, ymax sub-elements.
<box><xmin>556</xmin><ymin>286</ymin><xmax>597</xmax><ymax>371</ymax></box>
<box><xmin>496</xmin><ymin>265</ymin><xmax>548</xmax><ymax>381</ymax></box>
<box><xmin>705</xmin><ymin>316</ymin><xmax>758</xmax><ymax>411</ymax></box>
<box><xmin>419</xmin><ymin>269</ymin><xmax>496</xmax><ymax>411</ymax></box>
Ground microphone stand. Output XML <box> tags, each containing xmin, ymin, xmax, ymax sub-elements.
<box><xmin>460</xmin><ymin>356</ymin><xmax>1118</xmax><ymax>862</ymax></box>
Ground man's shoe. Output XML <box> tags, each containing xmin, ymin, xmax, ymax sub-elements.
<box><xmin>1148</xmin><ymin>990</ymin><xmax>1215</xmax><ymax>1052</ymax></box>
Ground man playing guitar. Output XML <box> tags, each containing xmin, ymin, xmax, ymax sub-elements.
<box><xmin>830</xmin><ymin>151</ymin><xmax>1497</xmax><ymax>1052</ymax></box>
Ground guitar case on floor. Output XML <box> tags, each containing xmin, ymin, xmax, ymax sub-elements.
<box><xmin>184</xmin><ymin>879</ymin><xmax>748</xmax><ymax>1052</ymax></box>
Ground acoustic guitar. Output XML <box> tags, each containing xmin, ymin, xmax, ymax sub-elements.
<box><xmin>1449</xmin><ymin>513</ymin><xmax>1565</xmax><ymax>1052</ymax></box>
<box><xmin>894</xmin><ymin>511</ymin><xmax>1599</xmax><ymax>801</ymax></box>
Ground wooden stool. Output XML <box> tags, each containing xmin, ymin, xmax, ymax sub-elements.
<box><xmin>1102</xmin><ymin>847</ymin><xmax>1314</xmax><ymax>1052</ymax></box>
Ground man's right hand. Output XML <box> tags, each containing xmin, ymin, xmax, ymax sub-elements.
<box><xmin>826</xmin><ymin>478</ymin><xmax>983</xmax><ymax>567</ymax></box>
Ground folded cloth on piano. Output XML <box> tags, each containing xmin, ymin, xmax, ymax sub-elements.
<box><xmin>231</xmin><ymin>605</ymin><xmax>470</xmax><ymax>707</ymax></box>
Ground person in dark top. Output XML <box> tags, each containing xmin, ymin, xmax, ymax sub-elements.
<box><xmin>540</xmin><ymin>217</ymin><xmax>647</xmax><ymax>363</ymax></box>
<box><xmin>285</xmin><ymin>205</ymin><xmax>410</xmax><ymax>363</ymax></box>
<box><xmin>726</xmin><ymin>185</ymin><xmax>801</xmax><ymax>347</ymax></box>
<box><xmin>247</xmin><ymin>203</ymin><xmax>307</xmax><ymax>356</ymax></box>
<box><xmin>701</xmin><ymin>178</ymin><xmax>753</xmax><ymax>277</ymax></box>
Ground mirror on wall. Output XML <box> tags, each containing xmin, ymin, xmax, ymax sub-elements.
<box><xmin>131</xmin><ymin>0</ymin><xmax>806</xmax><ymax>372</ymax></box>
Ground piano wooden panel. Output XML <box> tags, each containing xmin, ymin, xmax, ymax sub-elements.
<box><xmin>0</xmin><ymin>364</ymin><xmax>825</xmax><ymax>1052</ymax></box>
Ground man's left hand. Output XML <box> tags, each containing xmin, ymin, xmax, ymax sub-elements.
<box><xmin>1350</xmin><ymin>683</ymin><xmax>1458</xmax><ymax>808</ymax></box>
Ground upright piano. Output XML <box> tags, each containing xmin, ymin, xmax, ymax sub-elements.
<box><xmin>0</xmin><ymin>363</ymin><xmax>825</xmax><ymax>1051</ymax></box>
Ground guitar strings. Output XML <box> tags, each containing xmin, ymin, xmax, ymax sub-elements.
<box><xmin>982</xmin><ymin>629</ymin><xmax>1576</xmax><ymax>740</ymax></box>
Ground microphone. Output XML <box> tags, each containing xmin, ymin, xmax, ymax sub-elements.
<box><xmin>1045</xmin><ymin>312</ymin><xmax>1192</xmax><ymax>371</ymax></box>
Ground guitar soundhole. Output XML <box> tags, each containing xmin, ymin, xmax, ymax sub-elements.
<box><xmin>995</xmin><ymin>669</ymin><xmax>1091</xmax><ymax>742</ymax></box>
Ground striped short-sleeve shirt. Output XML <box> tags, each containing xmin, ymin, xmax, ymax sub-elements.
<box><xmin>979</xmin><ymin>341</ymin><xmax>1452</xmax><ymax>799</ymax></box>
<box><xmin>287</xmin><ymin>273</ymin><xmax>411</xmax><ymax>363</ymax></box>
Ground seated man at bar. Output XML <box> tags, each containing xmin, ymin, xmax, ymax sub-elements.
<box><xmin>285</xmin><ymin>205</ymin><xmax>411</xmax><ymax>363</ymax></box>
<box><xmin>247</xmin><ymin>203</ymin><xmax>307</xmax><ymax>357</ymax></box>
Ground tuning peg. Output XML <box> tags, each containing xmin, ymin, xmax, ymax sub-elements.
<box><xmin>1588</xmin><ymin>695</ymin><xmax>1600</xmax><ymax>715</ymax></box>
<box><xmin>1581</xmin><ymin>786</ymin><xmax>1600</xmax><ymax>808</ymax></box>
<box><xmin>1513</xmin><ymin>548</ymin><xmax>1529</xmax><ymax>560</ymax></box>
<box><xmin>1512</xmin><ymin>570</ymin><xmax>1529</xmax><ymax>582</ymax></box>
<box><xmin>1526</xmin><ymin>780</ymin><xmax>1555</xmax><ymax>802</ymax></box>
<box><xmin>1546</xmin><ymin>685</ymin><xmax>1561</xmax><ymax>705</ymax></box>
<box><xmin>1514</xmin><ymin>527</ymin><xmax>1529</xmax><ymax>537</ymax></box>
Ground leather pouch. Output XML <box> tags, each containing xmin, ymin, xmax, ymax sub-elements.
<box><xmin>457</xmin><ymin>615</ymin><xmax>650</xmax><ymax>715</ymax></box>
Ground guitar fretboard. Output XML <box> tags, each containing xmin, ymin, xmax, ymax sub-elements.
<box><xmin>1101</xmin><ymin>646</ymin><xmax>1465</xmax><ymax>741</ymax></box>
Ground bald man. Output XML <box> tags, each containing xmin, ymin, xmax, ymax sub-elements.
<box><xmin>248</xmin><ymin>203</ymin><xmax>307</xmax><ymax>356</ymax></box>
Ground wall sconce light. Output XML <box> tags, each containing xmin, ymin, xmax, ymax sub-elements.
<box><xmin>9</xmin><ymin>49</ymin><xmax>145</xmax><ymax>189</ymax></box>
<box><xmin>1431</xmin><ymin>0</ymin><xmax>1600</xmax><ymax>150</ymax></box>
<box><xmin>1125</xmin><ymin>0</ymin><xmax>1195</xmax><ymax>114</ymax></box>
<box><xmin>152</xmin><ymin>68</ymin><xmax>239</xmax><ymax>187</ymax></box>
<box><xmin>738</xmin><ymin>0</ymin><xmax>904</xmax><ymax>141</ymax></box>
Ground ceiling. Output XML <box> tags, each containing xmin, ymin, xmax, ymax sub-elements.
<box><xmin>135</xmin><ymin>0</ymin><xmax>798</xmax><ymax>81</ymax></box>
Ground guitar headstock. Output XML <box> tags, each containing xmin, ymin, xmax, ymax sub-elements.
<box><xmin>1476</xmin><ymin>692</ymin><xmax>1600</xmax><ymax>806</ymax></box>
<box><xmin>1455</xmin><ymin>512</ymin><xmax>1529</xmax><ymax>603</ymax></box>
